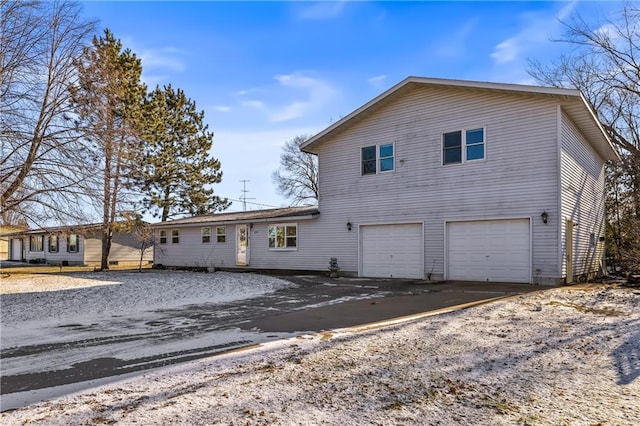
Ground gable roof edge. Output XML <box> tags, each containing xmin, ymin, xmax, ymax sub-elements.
<box><xmin>300</xmin><ymin>76</ymin><xmax>584</xmax><ymax>154</ymax></box>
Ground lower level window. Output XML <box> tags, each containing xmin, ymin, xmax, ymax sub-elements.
<box><xmin>268</xmin><ymin>224</ymin><xmax>297</xmax><ymax>249</ymax></box>
<box><xmin>172</xmin><ymin>229</ymin><xmax>179</xmax><ymax>244</ymax></box>
<box><xmin>30</xmin><ymin>235</ymin><xmax>44</xmax><ymax>252</ymax></box>
<box><xmin>67</xmin><ymin>234</ymin><xmax>78</xmax><ymax>253</ymax></box>
<box><xmin>201</xmin><ymin>227</ymin><xmax>211</xmax><ymax>243</ymax></box>
<box><xmin>159</xmin><ymin>230</ymin><xmax>167</xmax><ymax>244</ymax></box>
<box><xmin>49</xmin><ymin>235</ymin><xmax>58</xmax><ymax>252</ymax></box>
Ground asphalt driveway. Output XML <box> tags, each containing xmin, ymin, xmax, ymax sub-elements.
<box><xmin>1</xmin><ymin>273</ymin><xmax>542</xmax><ymax>410</ymax></box>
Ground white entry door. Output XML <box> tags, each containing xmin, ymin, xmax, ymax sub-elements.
<box><xmin>447</xmin><ymin>219</ymin><xmax>530</xmax><ymax>283</ymax></box>
<box><xmin>236</xmin><ymin>224</ymin><xmax>249</xmax><ymax>266</ymax></box>
<box><xmin>360</xmin><ymin>223</ymin><xmax>423</xmax><ymax>279</ymax></box>
<box><xmin>10</xmin><ymin>238</ymin><xmax>22</xmax><ymax>261</ymax></box>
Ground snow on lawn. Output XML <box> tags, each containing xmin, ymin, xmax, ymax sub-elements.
<box><xmin>1</xmin><ymin>285</ymin><xmax>638</xmax><ymax>425</ymax></box>
<box><xmin>1</xmin><ymin>270</ymin><xmax>295</xmax><ymax>324</ymax></box>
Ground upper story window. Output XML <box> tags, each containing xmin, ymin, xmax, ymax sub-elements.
<box><xmin>67</xmin><ymin>234</ymin><xmax>79</xmax><ymax>253</ymax></box>
<box><xmin>362</xmin><ymin>144</ymin><xmax>394</xmax><ymax>175</ymax></box>
<box><xmin>159</xmin><ymin>230</ymin><xmax>167</xmax><ymax>244</ymax></box>
<box><xmin>30</xmin><ymin>235</ymin><xmax>44</xmax><ymax>252</ymax></box>
<box><xmin>171</xmin><ymin>229</ymin><xmax>179</xmax><ymax>244</ymax></box>
<box><xmin>443</xmin><ymin>128</ymin><xmax>485</xmax><ymax>165</ymax></box>
<box><xmin>216</xmin><ymin>226</ymin><xmax>226</xmax><ymax>243</ymax></box>
<box><xmin>201</xmin><ymin>227</ymin><xmax>211</xmax><ymax>243</ymax></box>
<box><xmin>268</xmin><ymin>224</ymin><xmax>297</xmax><ymax>250</ymax></box>
<box><xmin>49</xmin><ymin>235</ymin><xmax>58</xmax><ymax>252</ymax></box>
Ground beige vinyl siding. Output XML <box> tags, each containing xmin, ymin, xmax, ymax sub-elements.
<box><xmin>83</xmin><ymin>238</ymin><xmax>102</xmax><ymax>262</ymax></box>
<box><xmin>316</xmin><ymin>86</ymin><xmax>561</xmax><ymax>282</ymax></box>
<box><xmin>560</xmin><ymin>109</ymin><xmax>606</xmax><ymax>279</ymax></box>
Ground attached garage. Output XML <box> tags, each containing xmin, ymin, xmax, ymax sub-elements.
<box><xmin>360</xmin><ymin>223</ymin><xmax>424</xmax><ymax>279</ymax></box>
<box><xmin>447</xmin><ymin>219</ymin><xmax>531</xmax><ymax>283</ymax></box>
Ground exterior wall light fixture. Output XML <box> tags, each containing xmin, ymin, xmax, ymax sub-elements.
<box><xmin>347</xmin><ymin>222</ymin><xmax>352</xmax><ymax>231</ymax></box>
<box><xmin>541</xmin><ymin>211</ymin><xmax>549</xmax><ymax>224</ymax></box>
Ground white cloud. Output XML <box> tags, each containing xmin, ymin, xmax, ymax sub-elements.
<box><xmin>491</xmin><ymin>38</ymin><xmax>519</xmax><ymax>64</ymax></box>
<box><xmin>296</xmin><ymin>1</ymin><xmax>346</xmax><ymax>20</ymax></box>
<box><xmin>212</xmin><ymin>105</ymin><xmax>232</xmax><ymax>113</ymax></box>
<box><xmin>367</xmin><ymin>74</ymin><xmax>387</xmax><ymax>88</ymax></box>
<box><xmin>268</xmin><ymin>72</ymin><xmax>338</xmax><ymax>123</ymax></box>
<box><xmin>490</xmin><ymin>3</ymin><xmax>577</xmax><ymax>65</ymax></box>
<box><xmin>140</xmin><ymin>47</ymin><xmax>188</xmax><ymax>72</ymax></box>
<box><xmin>242</xmin><ymin>100</ymin><xmax>266</xmax><ymax>110</ymax></box>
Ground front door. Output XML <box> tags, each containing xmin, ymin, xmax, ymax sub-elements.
<box><xmin>566</xmin><ymin>219</ymin><xmax>574</xmax><ymax>284</ymax></box>
<box><xmin>10</xmin><ymin>238</ymin><xmax>22</xmax><ymax>261</ymax></box>
<box><xmin>236</xmin><ymin>224</ymin><xmax>249</xmax><ymax>266</ymax></box>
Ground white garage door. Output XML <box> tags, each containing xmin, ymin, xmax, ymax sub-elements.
<box><xmin>361</xmin><ymin>223</ymin><xmax>423</xmax><ymax>279</ymax></box>
<box><xmin>447</xmin><ymin>219</ymin><xmax>530</xmax><ymax>283</ymax></box>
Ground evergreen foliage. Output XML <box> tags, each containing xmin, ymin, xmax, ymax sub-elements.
<box><xmin>138</xmin><ymin>85</ymin><xmax>229</xmax><ymax>221</ymax></box>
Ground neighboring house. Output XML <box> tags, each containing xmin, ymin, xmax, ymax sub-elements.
<box><xmin>0</xmin><ymin>225</ymin><xmax>26</xmax><ymax>260</ymax></box>
<box><xmin>153</xmin><ymin>76</ymin><xmax>618</xmax><ymax>285</ymax></box>
<box><xmin>3</xmin><ymin>223</ymin><xmax>153</xmax><ymax>266</ymax></box>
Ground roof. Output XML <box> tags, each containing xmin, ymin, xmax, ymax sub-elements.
<box><xmin>0</xmin><ymin>221</ymin><xmax>148</xmax><ymax>237</ymax></box>
<box><xmin>150</xmin><ymin>206</ymin><xmax>320</xmax><ymax>227</ymax></box>
<box><xmin>300</xmin><ymin>76</ymin><xmax>618</xmax><ymax>162</ymax></box>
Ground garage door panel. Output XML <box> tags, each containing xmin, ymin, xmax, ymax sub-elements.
<box><xmin>361</xmin><ymin>224</ymin><xmax>423</xmax><ymax>279</ymax></box>
<box><xmin>447</xmin><ymin>219</ymin><xmax>530</xmax><ymax>283</ymax></box>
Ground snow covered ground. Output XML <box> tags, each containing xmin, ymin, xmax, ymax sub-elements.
<box><xmin>1</xmin><ymin>272</ymin><xmax>638</xmax><ymax>425</ymax></box>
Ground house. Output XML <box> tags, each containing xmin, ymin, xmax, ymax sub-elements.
<box><xmin>4</xmin><ymin>223</ymin><xmax>153</xmax><ymax>266</ymax></box>
<box><xmin>153</xmin><ymin>76</ymin><xmax>618</xmax><ymax>285</ymax></box>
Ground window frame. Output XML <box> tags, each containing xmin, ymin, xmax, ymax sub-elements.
<box><xmin>171</xmin><ymin>229</ymin><xmax>180</xmax><ymax>244</ymax></box>
<box><xmin>201</xmin><ymin>227</ymin><xmax>211</xmax><ymax>244</ymax></box>
<box><xmin>268</xmin><ymin>223</ymin><xmax>298</xmax><ymax>251</ymax></box>
<box><xmin>49</xmin><ymin>234</ymin><xmax>58</xmax><ymax>253</ymax></box>
<box><xmin>159</xmin><ymin>230</ymin><xmax>167</xmax><ymax>244</ymax></box>
<box><xmin>30</xmin><ymin>235</ymin><xmax>44</xmax><ymax>252</ymax></box>
<box><xmin>442</xmin><ymin>127</ymin><xmax>486</xmax><ymax>165</ymax></box>
<box><xmin>216</xmin><ymin>226</ymin><xmax>226</xmax><ymax>243</ymax></box>
<box><xmin>361</xmin><ymin>143</ymin><xmax>395</xmax><ymax>175</ymax></box>
<box><xmin>67</xmin><ymin>234</ymin><xmax>79</xmax><ymax>253</ymax></box>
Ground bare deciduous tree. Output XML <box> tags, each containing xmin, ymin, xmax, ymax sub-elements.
<box><xmin>71</xmin><ymin>29</ymin><xmax>146</xmax><ymax>270</ymax></box>
<box><xmin>0</xmin><ymin>0</ymin><xmax>95</xmax><ymax>226</ymax></box>
<box><xmin>528</xmin><ymin>2</ymin><xmax>640</xmax><ymax>270</ymax></box>
<box><xmin>272</xmin><ymin>135</ymin><xmax>318</xmax><ymax>206</ymax></box>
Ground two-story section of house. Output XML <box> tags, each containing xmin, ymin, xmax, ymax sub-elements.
<box><xmin>301</xmin><ymin>77</ymin><xmax>617</xmax><ymax>285</ymax></box>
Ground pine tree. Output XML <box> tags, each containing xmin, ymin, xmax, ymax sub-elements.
<box><xmin>139</xmin><ymin>85</ymin><xmax>228</xmax><ymax>221</ymax></box>
<box><xmin>71</xmin><ymin>29</ymin><xmax>146</xmax><ymax>269</ymax></box>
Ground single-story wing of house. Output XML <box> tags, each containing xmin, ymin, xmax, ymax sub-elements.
<box><xmin>151</xmin><ymin>206</ymin><xmax>320</xmax><ymax>271</ymax></box>
<box><xmin>3</xmin><ymin>223</ymin><xmax>153</xmax><ymax>266</ymax></box>
<box><xmin>152</xmin><ymin>76</ymin><xmax>619</xmax><ymax>285</ymax></box>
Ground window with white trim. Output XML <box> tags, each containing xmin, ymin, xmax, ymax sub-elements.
<box><xmin>216</xmin><ymin>226</ymin><xmax>226</xmax><ymax>243</ymax></box>
<box><xmin>201</xmin><ymin>227</ymin><xmax>211</xmax><ymax>243</ymax></box>
<box><xmin>159</xmin><ymin>230</ymin><xmax>167</xmax><ymax>244</ymax></box>
<box><xmin>30</xmin><ymin>235</ymin><xmax>44</xmax><ymax>252</ymax></box>
<box><xmin>443</xmin><ymin>128</ymin><xmax>485</xmax><ymax>165</ymax></box>
<box><xmin>268</xmin><ymin>224</ymin><xmax>297</xmax><ymax>249</ymax></box>
<box><xmin>171</xmin><ymin>229</ymin><xmax>179</xmax><ymax>244</ymax></box>
<box><xmin>361</xmin><ymin>143</ymin><xmax>394</xmax><ymax>175</ymax></box>
<box><xmin>49</xmin><ymin>235</ymin><xmax>58</xmax><ymax>252</ymax></box>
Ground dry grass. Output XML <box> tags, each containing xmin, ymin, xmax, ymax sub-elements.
<box><xmin>0</xmin><ymin>262</ymin><xmax>152</xmax><ymax>276</ymax></box>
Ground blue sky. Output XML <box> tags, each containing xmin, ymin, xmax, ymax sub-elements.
<box><xmin>81</xmin><ymin>1</ymin><xmax>618</xmax><ymax>213</ymax></box>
